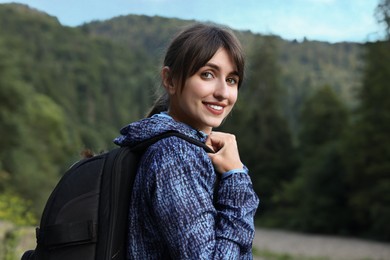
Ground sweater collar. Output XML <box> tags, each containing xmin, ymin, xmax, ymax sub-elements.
<box><xmin>113</xmin><ymin>112</ymin><xmax>207</xmax><ymax>147</ymax></box>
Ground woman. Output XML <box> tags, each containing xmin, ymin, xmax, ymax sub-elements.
<box><xmin>114</xmin><ymin>23</ymin><xmax>259</xmax><ymax>259</ymax></box>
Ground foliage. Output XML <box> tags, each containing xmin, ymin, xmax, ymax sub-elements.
<box><xmin>0</xmin><ymin>223</ymin><xmax>36</xmax><ymax>260</ymax></box>
<box><xmin>272</xmin><ymin>86</ymin><xmax>350</xmax><ymax>234</ymax></box>
<box><xmin>277</xmin><ymin>39</ymin><xmax>362</xmax><ymax>141</ymax></box>
<box><xmin>298</xmin><ymin>86</ymin><xmax>349</xmax><ymax>150</ymax></box>
<box><xmin>376</xmin><ymin>0</ymin><xmax>390</xmax><ymax>39</ymax></box>
<box><xmin>0</xmin><ymin>192</ymin><xmax>37</xmax><ymax>226</ymax></box>
<box><xmin>343</xmin><ymin>40</ymin><xmax>390</xmax><ymax>240</ymax></box>
<box><xmin>0</xmin><ymin>3</ymin><xmax>155</xmax><ymax>218</ymax></box>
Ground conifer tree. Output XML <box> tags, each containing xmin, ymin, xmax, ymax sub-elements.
<box><xmin>275</xmin><ymin>86</ymin><xmax>349</xmax><ymax>233</ymax></box>
<box><xmin>343</xmin><ymin>41</ymin><xmax>390</xmax><ymax>240</ymax></box>
<box><xmin>343</xmin><ymin>0</ymin><xmax>390</xmax><ymax>240</ymax></box>
<box><xmin>376</xmin><ymin>0</ymin><xmax>390</xmax><ymax>39</ymax></box>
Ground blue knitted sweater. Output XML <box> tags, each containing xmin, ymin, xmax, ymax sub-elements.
<box><xmin>114</xmin><ymin>114</ymin><xmax>259</xmax><ymax>259</ymax></box>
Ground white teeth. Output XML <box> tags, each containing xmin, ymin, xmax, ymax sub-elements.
<box><xmin>208</xmin><ymin>104</ymin><xmax>223</xmax><ymax>111</ymax></box>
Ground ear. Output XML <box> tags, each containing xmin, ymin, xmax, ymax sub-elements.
<box><xmin>161</xmin><ymin>66</ymin><xmax>176</xmax><ymax>95</ymax></box>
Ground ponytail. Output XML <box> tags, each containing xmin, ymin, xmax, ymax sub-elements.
<box><xmin>146</xmin><ymin>92</ymin><xmax>169</xmax><ymax>118</ymax></box>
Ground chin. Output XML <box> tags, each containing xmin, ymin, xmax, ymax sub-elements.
<box><xmin>206</xmin><ymin>120</ymin><xmax>224</xmax><ymax>129</ymax></box>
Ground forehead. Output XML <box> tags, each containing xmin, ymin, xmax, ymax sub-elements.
<box><xmin>205</xmin><ymin>48</ymin><xmax>237</xmax><ymax>73</ymax></box>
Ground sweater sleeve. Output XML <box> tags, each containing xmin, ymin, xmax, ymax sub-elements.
<box><xmin>215</xmin><ymin>171</ymin><xmax>259</xmax><ymax>256</ymax></box>
<box><xmin>145</xmin><ymin>138</ymin><xmax>259</xmax><ymax>259</ymax></box>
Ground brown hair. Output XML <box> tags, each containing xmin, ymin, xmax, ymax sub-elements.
<box><xmin>147</xmin><ymin>23</ymin><xmax>245</xmax><ymax>117</ymax></box>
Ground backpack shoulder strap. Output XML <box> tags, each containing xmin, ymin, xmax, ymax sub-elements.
<box><xmin>131</xmin><ymin>130</ymin><xmax>214</xmax><ymax>153</ymax></box>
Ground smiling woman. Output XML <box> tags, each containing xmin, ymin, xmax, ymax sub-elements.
<box><xmin>164</xmin><ymin>48</ymin><xmax>239</xmax><ymax>134</ymax></box>
<box><xmin>114</xmin><ymin>23</ymin><xmax>259</xmax><ymax>259</ymax></box>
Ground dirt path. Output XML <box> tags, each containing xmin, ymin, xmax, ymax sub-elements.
<box><xmin>253</xmin><ymin>228</ymin><xmax>390</xmax><ymax>260</ymax></box>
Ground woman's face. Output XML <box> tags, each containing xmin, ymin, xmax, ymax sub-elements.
<box><xmin>166</xmin><ymin>48</ymin><xmax>239</xmax><ymax>134</ymax></box>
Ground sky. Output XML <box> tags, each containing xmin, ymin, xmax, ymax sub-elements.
<box><xmin>0</xmin><ymin>0</ymin><xmax>384</xmax><ymax>43</ymax></box>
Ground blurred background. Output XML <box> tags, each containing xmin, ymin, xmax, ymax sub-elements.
<box><xmin>0</xmin><ymin>0</ymin><xmax>389</xmax><ymax>259</ymax></box>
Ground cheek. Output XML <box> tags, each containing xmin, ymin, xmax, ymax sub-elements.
<box><xmin>230</xmin><ymin>90</ymin><xmax>238</xmax><ymax>105</ymax></box>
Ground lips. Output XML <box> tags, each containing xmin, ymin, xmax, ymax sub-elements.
<box><xmin>204</xmin><ymin>102</ymin><xmax>226</xmax><ymax>115</ymax></box>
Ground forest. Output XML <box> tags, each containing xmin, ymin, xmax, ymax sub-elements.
<box><xmin>0</xmin><ymin>1</ymin><xmax>389</xmax><ymax>242</ymax></box>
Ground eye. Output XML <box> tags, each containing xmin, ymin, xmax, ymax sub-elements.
<box><xmin>226</xmin><ymin>77</ymin><xmax>239</xmax><ymax>86</ymax></box>
<box><xmin>201</xmin><ymin>71</ymin><xmax>214</xmax><ymax>79</ymax></box>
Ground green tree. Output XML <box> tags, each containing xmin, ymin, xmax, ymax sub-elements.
<box><xmin>0</xmin><ymin>40</ymin><xmax>28</xmax><ymax>157</ymax></box>
<box><xmin>0</xmin><ymin>36</ymin><xmax>75</xmax><ymax>217</ymax></box>
<box><xmin>376</xmin><ymin>0</ymin><xmax>390</xmax><ymax>39</ymax></box>
<box><xmin>341</xmin><ymin>0</ymin><xmax>390</xmax><ymax>241</ymax></box>
<box><xmin>274</xmin><ymin>86</ymin><xmax>350</xmax><ymax>233</ymax></box>
<box><xmin>2</xmin><ymin>91</ymin><xmax>75</xmax><ymax>216</ymax></box>
<box><xmin>343</xmin><ymin>39</ymin><xmax>390</xmax><ymax>240</ymax></box>
<box><xmin>0</xmin><ymin>191</ymin><xmax>37</xmax><ymax>225</ymax></box>
<box><xmin>298</xmin><ymin>86</ymin><xmax>349</xmax><ymax>151</ymax></box>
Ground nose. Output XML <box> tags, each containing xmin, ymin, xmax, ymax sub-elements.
<box><xmin>214</xmin><ymin>79</ymin><xmax>229</xmax><ymax>100</ymax></box>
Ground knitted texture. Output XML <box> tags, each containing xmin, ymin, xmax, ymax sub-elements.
<box><xmin>114</xmin><ymin>115</ymin><xmax>259</xmax><ymax>259</ymax></box>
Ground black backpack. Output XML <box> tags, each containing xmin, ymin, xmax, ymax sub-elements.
<box><xmin>22</xmin><ymin>131</ymin><xmax>213</xmax><ymax>260</ymax></box>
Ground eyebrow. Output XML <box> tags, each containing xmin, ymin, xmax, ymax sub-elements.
<box><xmin>204</xmin><ymin>63</ymin><xmax>240</xmax><ymax>78</ymax></box>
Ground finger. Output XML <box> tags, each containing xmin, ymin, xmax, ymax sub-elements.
<box><xmin>208</xmin><ymin>134</ymin><xmax>225</xmax><ymax>149</ymax></box>
<box><xmin>205</xmin><ymin>136</ymin><xmax>215</xmax><ymax>152</ymax></box>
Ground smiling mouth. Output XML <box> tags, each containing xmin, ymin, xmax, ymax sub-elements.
<box><xmin>204</xmin><ymin>102</ymin><xmax>226</xmax><ymax>115</ymax></box>
<box><xmin>207</xmin><ymin>104</ymin><xmax>223</xmax><ymax>111</ymax></box>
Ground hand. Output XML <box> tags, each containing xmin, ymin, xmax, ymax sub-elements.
<box><xmin>205</xmin><ymin>131</ymin><xmax>243</xmax><ymax>174</ymax></box>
